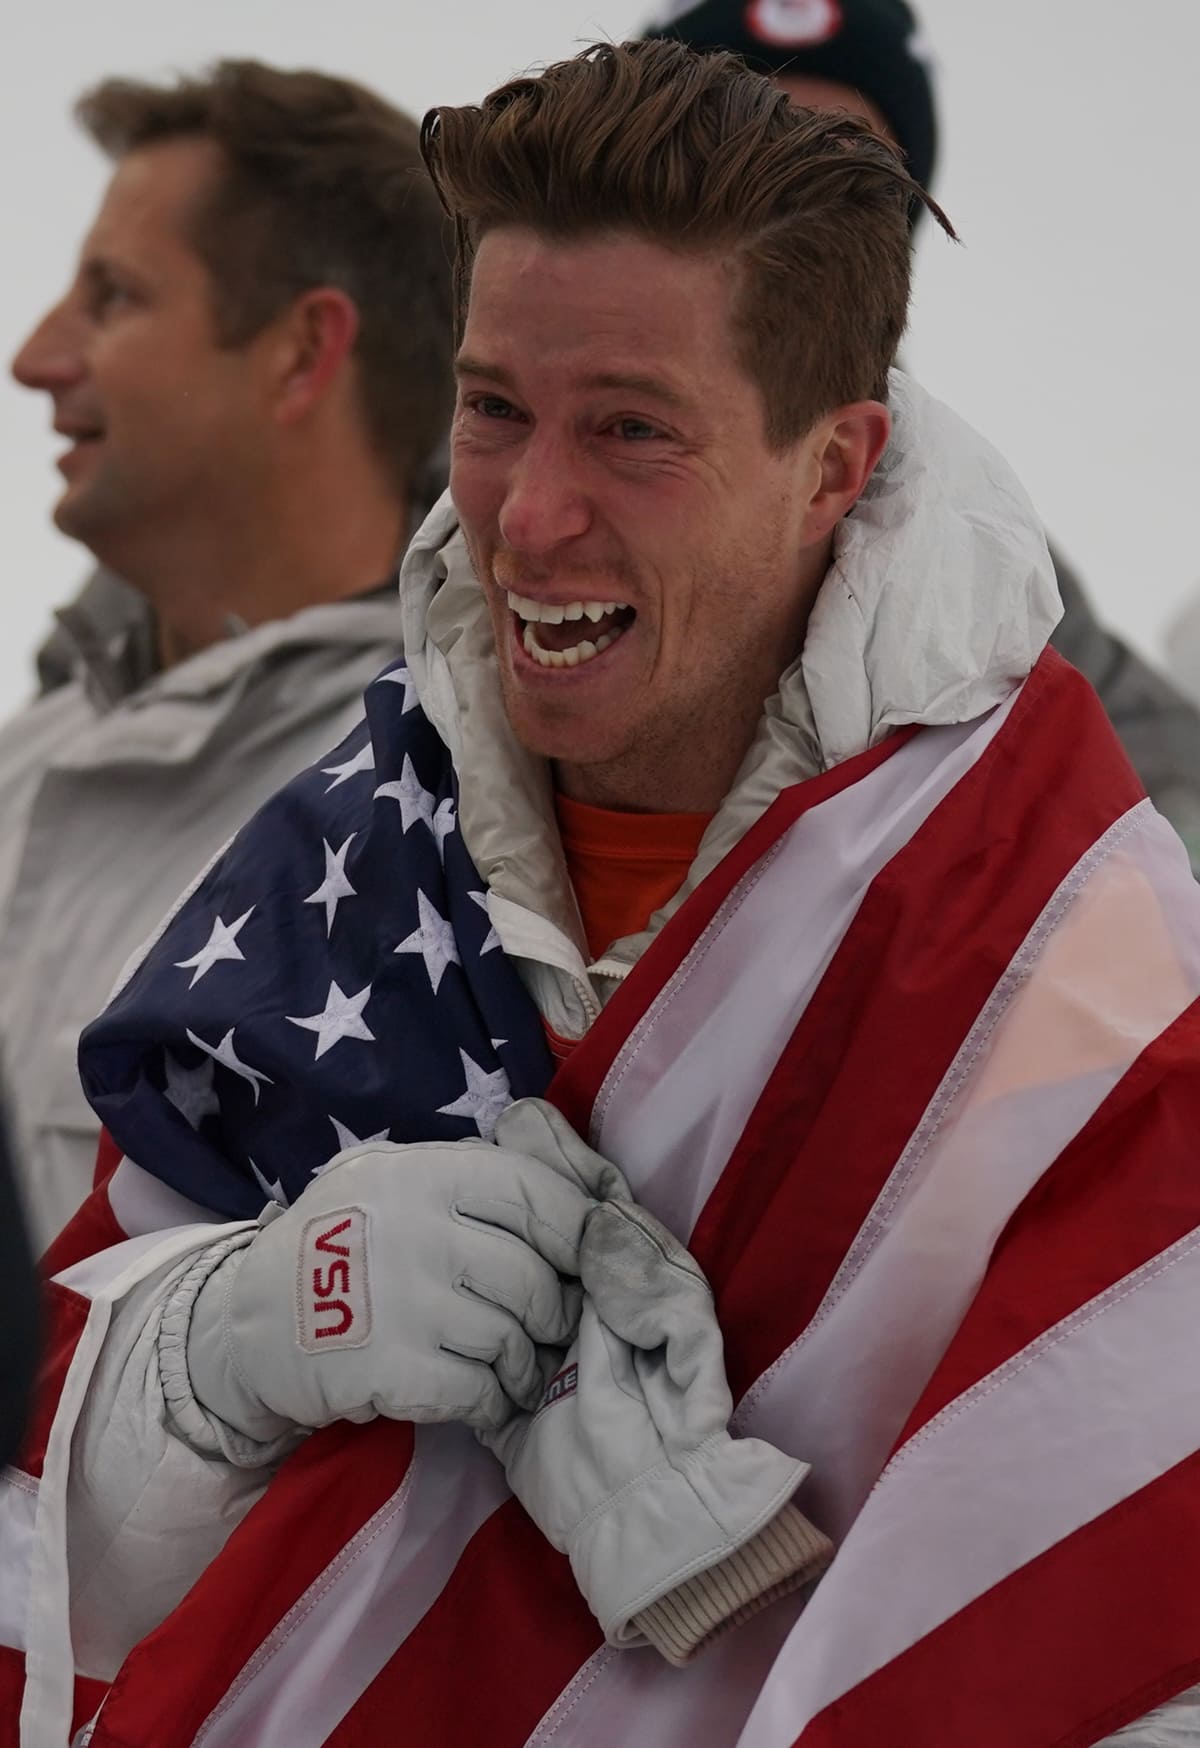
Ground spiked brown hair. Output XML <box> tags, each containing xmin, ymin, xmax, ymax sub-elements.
<box><xmin>420</xmin><ymin>39</ymin><xmax>953</xmax><ymax>447</ymax></box>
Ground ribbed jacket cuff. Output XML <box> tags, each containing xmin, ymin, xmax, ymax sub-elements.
<box><xmin>631</xmin><ymin>1503</ymin><xmax>833</xmax><ymax>1667</ymax></box>
<box><xmin>159</xmin><ymin>1232</ymin><xmax>300</xmax><ymax>1466</ymax></box>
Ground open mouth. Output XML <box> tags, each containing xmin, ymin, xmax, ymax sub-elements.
<box><xmin>57</xmin><ymin>427</ymin><xmax>105</xmax><ymax>468</ymax></box>
<box><xmin>506</xmin><ymin>589</ymin><xmax>636</xmax><ymax>670</ymax></box>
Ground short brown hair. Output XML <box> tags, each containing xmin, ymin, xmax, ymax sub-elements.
<box><xmin>420</xmin><ymin>40</ymin><xmax>952</xmax><ymax>447</ymax></box>
<box><xmin>78</xmin><ymin>60</ymin><xmax>453</xmax><ymax>492</ymax></box>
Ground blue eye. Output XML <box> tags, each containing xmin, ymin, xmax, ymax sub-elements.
<box><xmin>615</xmin><ymin>418</ymin><xmax>662</xmax><ymax>441</ymax></box>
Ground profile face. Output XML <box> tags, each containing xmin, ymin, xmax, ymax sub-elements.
<box><xmin>450</xmin><ymin>226</ymin><xmax>821</xmax><ymax>806</ymax></box>
<box><xmin>11</xmin><ymin>136</ymin><xmax>267</xmax><ymax>571</ymax></box>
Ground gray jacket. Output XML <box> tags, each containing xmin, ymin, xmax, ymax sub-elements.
<box><xmin>1050</xmin><ymin>546</ymin><xmax>1200</xmax><ymax>866</ymax></box>
<box><xmin>0</xmin><ymin>583</ymin><xmax>402</xmax><ymax>1250</ymax></box>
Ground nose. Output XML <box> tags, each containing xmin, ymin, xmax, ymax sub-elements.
<box><xmin>11</xmin><ymin>300</ymin><xmax>86</xmax><ymax>394</ymax></box>
<box><xmin>497</xmin><ymin>436</ymin><xmax>592</xmax><ymax>556</ymax></box>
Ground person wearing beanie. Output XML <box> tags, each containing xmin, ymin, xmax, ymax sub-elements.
<box><xmin>647</xmin><ymin>0</ymin><xmax>1200</xmax><ymax>871</ymax></box>
<box><xmin>646</xmin><ymin>0</ymin><xmax>936</xmax><ymax>194</ymax></box>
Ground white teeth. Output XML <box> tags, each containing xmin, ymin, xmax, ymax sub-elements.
<box><xmin>505</xmin><ymin>589</ymin><xmax>630</xmax><ymax>624</ymax></box>
<box><xmin>521</xmin><ymin>619</ymin><xmax>628</xmax><ymax>669</ymax></box>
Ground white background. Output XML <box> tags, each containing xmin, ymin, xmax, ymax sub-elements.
<box><xmin>1</xmin><ymin>0</ymin><xmax>1197</xmax><ymax>712</ymax></box>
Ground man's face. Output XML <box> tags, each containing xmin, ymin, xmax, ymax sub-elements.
<box><xmin>11</xmin><ymin>137</ymin><xmax>267</xmax><ymax>574</ymax></box>
<box><xmin>451</xmin><ymin>228</ymin><xmax>830</xmax><ymax>811</ymax></box>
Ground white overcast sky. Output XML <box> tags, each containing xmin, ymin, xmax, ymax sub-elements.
<box><xmin>1</xmin><ymin>0</ymin><xmax>1198</xmax><ymax>712</ymax></box>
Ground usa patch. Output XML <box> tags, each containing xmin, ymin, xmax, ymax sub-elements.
<box><xmin>298</xmin><ymin>1205</ymin><xmax>371</xmax><ymax>1351</ymax></box>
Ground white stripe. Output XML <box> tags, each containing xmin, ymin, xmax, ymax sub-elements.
<box><xmin>193</xmin><ymin>1425</ymin><xmax>508</xmax><ymax>1747</ymax></box>
<box><xmin>593</xmin><ymin>697</ymin><xmax>1017</xmax><ymax>1238</ymax></box>
<box><xmin>107</xmin><ymin>1157</ymin><xmax>221</xmax><ymax>1236</ymax></box>
<box><xmin>0</xmin><ymin>1472</ymin><xmax>36</xmax><ymax>1652</ymax></box>
<box><xmin>733</xmin><ymin>801</ymin><xmax>1200</xmax><ymax>1536</ymax></box>
<box><xmin>739</xmin><ymin>1227</ymin><xmax>1200</xmax><ymax>1745</ymax></box>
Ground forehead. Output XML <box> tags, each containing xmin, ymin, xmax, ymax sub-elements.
<box><xmin>83</xmin><ymin>135</ymin><xmax>224</xmax><ymax>266</ymax></box>
<box><xmin>461</xmin><ymin>227</ymin><xmax>745</xmax><ymax>396</ymax></box>
<box><xmin>773</xmin><ymin>72</ymin><xmax>892</xmax><ymax>144</ymax></box>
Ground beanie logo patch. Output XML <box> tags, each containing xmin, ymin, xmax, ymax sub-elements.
<box><xmin>745</xmin><ymin>0</ymin><xmax>843</xmax><ymax>48</ymax></box>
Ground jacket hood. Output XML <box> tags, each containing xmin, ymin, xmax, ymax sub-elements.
<box><xmin>805</xmin><ymin>371</ymin><xmax>1061</xmax><ymax>767</ymax></box>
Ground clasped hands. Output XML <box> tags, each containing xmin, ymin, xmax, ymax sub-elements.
<box><xmin>182</xmin><ymin>1099</ymin><xmax>831</xmax><ymax>1661</ymax></box>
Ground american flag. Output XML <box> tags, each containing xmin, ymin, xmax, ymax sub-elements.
<box><xmin>77</xmin><ymin>658</ymin><xmax>554</xmax><ymax>1219</ymax></box>
<box><xmin>8</xmin><ymin>650</ymin><xmax>1200</xmax><ymax>1748</ymax></box>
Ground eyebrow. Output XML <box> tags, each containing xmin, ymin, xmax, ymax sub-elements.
<box><xmin>79</xmin><ymin>252</ymin><xmax>145</xmax><ymax>289</ymax></box>
<box><xmin>455</xmin><ymin>354</ymin><xmax>691</xmax><ymax>412</ymax></box>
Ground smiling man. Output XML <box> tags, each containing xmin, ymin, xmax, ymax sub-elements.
<box><xmin>454</xmin><ymin>230</ymin><xmax>883</xmax><ymax>814</ymax></box>
<box><xmin>0</xmin><ymin>62</ymin><xmax>451</xmax><ymax>1247</ymax></box>
<box><xmin>5</xmin><ymin>39</ymin><xmax>1200</xmax><ymax>1748</ymax></box>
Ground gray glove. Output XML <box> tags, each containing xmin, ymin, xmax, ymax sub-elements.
<box><xmin>183</xmin><ymin>1135</ymin><xmax>603</xmax><ymax>1443</ymax></box>
<box><xmin>485</xmin><ymin>1103</ymin><xmax>834</xmax><ymax>1665</ymax></box>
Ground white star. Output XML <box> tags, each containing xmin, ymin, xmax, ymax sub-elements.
<box><xmin>319</xmin><ymin>1114</ymin><xmax>392</xmax><ymax>1170</ymax></box>
<box><xmin>185</xmin><ymin>1026</ymin><xmax>273</xmax><ymax>1104</ymax></box>
<box><xmin>379</xmin><ymin>666</ymin><xmax>419</xmax><ymax>712</ymax></box>
<box><xmin>469</xmin><ymin>889</ymin><xmax>501</xmax><ymax>954</ymax></box>
<box><xmin>249</xmin><ymin>1158</ymin><xmax>288</xmax><ymax>1207</ymax></box>
<box><xmin>437</xmin><ymin>1050</ymin><xmax>511</xmax><ymax>1140</ymax></box>
<box><xmin>163</xmin><ymin>1050</ymin><xmax>220</xmax><ymax>1130</ymax></box>
<box><xmin>374</xmin><ymin>755</ymin><xmax>437</xmax><ymax>835</ymax></box>
<box><xmin>433</xmin><ymin>797</ymin><xmax>457</xmax><ymax>862</ymax></box>
<box><xmin>394</xmin><ymin>889</ymin><xmax>461</xmax><ymax>994</ymax></box>
<box><xmin>287</xmin><ymin>980</ymin><xmax>375</xmax><ymax>1060</ymax></box>
<box><xmin>305</xmin><ymin>835</ymin><xmax>357</xmax><ymax>936</ymax></box>
<box><xmin>322</xmin><ymin>737</ymin><xmax>375</xmax><ymax>792</ymax></box>
<box><xmin>174</xmin><ymin>908</ymin><xmax>254</xmax><ymax>988</ymax></box>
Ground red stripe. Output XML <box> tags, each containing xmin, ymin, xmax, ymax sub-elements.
<box><xmin>794</xmin><ymin>1451</ymin><xmax>1200</xmax><ymax>1748</ymax></box>
<box><xmin>689</xmin><ymin>653</ymin><xmax>1144</xmax><ymax>1397</ymax></box>
<box><xmin>548</xmin><ymin>727</ymin><xmax>918</xmax><ymax>1138</ymax></box>
<box><xmin>90</xmin><ymin>1420</ymin><xmax>416</xmax><ymax>1748</ymax></box>
<box><xmin>898</xmin><ymin>997</ymin><xmax>1200</xmax><ymax>1444</ymax></box>
<box><xmin>0</xmin><ymin>1647</ymin><xmax>106</xmax><ymax>1748</ymax></box>
<box><xmin>16</xmin><ymin>1282</ymin><xmax>90</xmax><ymax>1482</ymax></box>
<box><xmin>328</xmin><ymin>1500</ymin><xmax>601</xmax><ymax>1748</ymax></box>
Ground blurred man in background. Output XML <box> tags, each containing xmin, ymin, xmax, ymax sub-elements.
<box><xmin>646</xmin><ymin>0</ymin><xmax>1200</xmax><ymax>865</ymax></box>
<box><xmin>0</xmin><ymin>60</ymin><xmax>452</xmax><ymax>1249</ymax></box>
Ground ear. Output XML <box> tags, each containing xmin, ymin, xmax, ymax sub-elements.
<box><xmin>267</xmin><ymin>287</ymin><xmax>361</xmax><ymax>426</ymax></box>
<box><xmin>800</xmin><ymin>401</ymin><xmax>891</xmax><ymax>544</ymax></box>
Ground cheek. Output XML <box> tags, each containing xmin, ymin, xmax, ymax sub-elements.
<box><xmin>449</xmin><ymin>445</ymin><xmax>506</xmax><ymax>538</ymax></box>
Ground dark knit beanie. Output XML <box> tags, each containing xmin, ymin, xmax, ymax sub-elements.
<box><xmin>642</xmin><ymin>0</ymin><xmax>937</xmax><ymax>195</ymax></box>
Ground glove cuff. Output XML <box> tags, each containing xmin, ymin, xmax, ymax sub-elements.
<box><xmin>571</xmin><ymin>1432</ymin><xmax>813</xmax><ymax>1656</ymax></box>
<box><xmin>161</xmin><ymin>1232</ymin><xmax>301</xmax><ymax>1464</ymax></box>
<box><xmin>630</xmin><ymin>1501</ymin><xmax>833</xmax><ymax>1666</ymax></box>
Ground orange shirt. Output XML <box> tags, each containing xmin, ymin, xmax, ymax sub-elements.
<box><xmin>545</xmin><ymin>793</ymin><xmax>713</xmax><ymax>1066</ymax></box>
